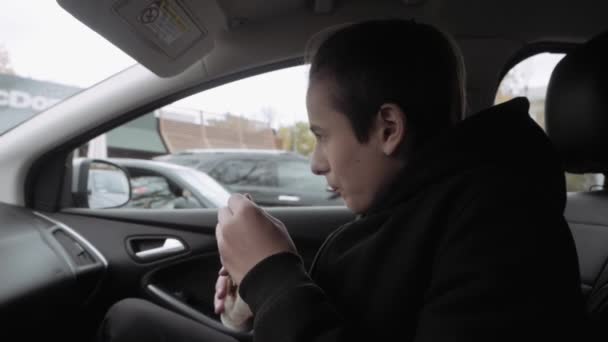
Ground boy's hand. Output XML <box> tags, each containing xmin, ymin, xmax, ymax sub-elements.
<box><xmin>214</xmin><ymin>267</ymin><xmax>253</xmax><ymax>331</ymax></box>
<box><xmin>213</xmin><ymin>267</ymin><xmax>232</xmax><ymax>315</ymax></box>
<box><xmin>216</xmin><ymin>193</ymin><xmax>297</xmax><ymax>285</ymax></box>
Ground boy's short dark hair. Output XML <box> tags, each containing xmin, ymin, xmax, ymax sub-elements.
<box><xmin>307</xmin><ymin>19</ymin><xmax>466</xmax><ymax>148</ymax></box>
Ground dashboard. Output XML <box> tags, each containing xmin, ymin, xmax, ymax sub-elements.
<box><xmin>0</xmin><ymin>202</ymin><xmax>106</xmax><ymax>324</ymax></box>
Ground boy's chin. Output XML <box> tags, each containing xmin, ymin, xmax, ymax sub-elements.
<box><xmin>344</xmin><ymin>196</ymin><xmax>370</xmax><ymax>215</ymax></box>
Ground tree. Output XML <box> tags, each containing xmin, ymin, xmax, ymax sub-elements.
<box><xmin>0</xmin><ymin>44</ymin><xmax>15</xmax><ymax>75</ymax></box>
<box><xmin>277</xmin><ymin>126</ymin><xmax>294</xmax><ymax>151</ymax></box>
<box><xmin>277</xmin><ymin>121</ymin><xmax>316</xmax><ymax>156</ymax></box>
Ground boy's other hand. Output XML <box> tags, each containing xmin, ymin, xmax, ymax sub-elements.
<box><xmin>214</xmin><ymin>267</ymin><xmax>232</xmax><ymax>315</ymax></box>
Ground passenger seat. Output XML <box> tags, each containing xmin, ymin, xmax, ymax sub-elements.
<box><xmin>545</xmin><ymin>30</ymin><xmax>608</xmax><ymax>330</ymax></box>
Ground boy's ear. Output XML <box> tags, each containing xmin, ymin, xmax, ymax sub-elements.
<box><xmin>375</xmin><ymin>103</ymin><xmax>407</xmax><ymax>156</ymax></box>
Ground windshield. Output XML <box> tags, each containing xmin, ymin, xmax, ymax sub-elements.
<box><xmin>0</xmin><ymin>1</ymin><xmax>135</xmax><ymax>135</ymax></box>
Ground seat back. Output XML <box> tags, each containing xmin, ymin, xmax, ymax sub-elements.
<box><xmin>546</xmin><ymin>30</ymin><xmax>608</xmax><ymax>332</ymax></box>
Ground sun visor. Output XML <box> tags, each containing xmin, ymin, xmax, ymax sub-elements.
<box><xmin>57</xmin><ymin>0</ymin><xmax>226</xmax><ymax>77</ymax></box>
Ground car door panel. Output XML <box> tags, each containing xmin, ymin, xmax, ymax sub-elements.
<box><xmin>47</xmin><ymin>206</ymin><xmax>353</xmax><ymax>339</ymax></box>
<box><xmin>60</xmin><ymin>206</ymin><xmax>353</xmax><ymax>263</ymax></box>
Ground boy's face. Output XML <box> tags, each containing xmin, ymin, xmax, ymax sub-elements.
<box><xmin>306</xmin><ymin>79</ymin><xmax>405</xmax><ymax>214</ymax></box>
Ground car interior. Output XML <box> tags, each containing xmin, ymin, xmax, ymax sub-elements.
<box><xmin>1</xmin><ymin>0</ymin><xmax>608</xmax><ymax>340</ymax></box>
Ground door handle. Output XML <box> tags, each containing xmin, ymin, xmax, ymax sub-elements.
<box><xmin>278</xmin><ymin>195</ymin><xmax>300</xmax><ymax>202</ymax></box>
<box><xmin>134</xmin><ymin>238</ymin><xmax>185</xmax><ymax>260</ymax></box>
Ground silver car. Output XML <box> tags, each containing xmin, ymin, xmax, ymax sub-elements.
<box><xmin>81</xmin><ymin>158</ymin><xmax>230</xmax><ymax>209</ymax></box>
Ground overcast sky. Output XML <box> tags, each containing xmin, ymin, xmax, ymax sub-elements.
<box><xmin>0</xmin><ymin>1</ymin><xmax>563</xmax><ymax>128</ymax></box>
<box><xmin>503</xmin><ymin>53</ymin><xmax>564</xmax><ymax>89</ymax></box>
<box><xmin>0</xmin><ymin>1</ymin><xmax>133</xmax><ymax>87</ymax></box>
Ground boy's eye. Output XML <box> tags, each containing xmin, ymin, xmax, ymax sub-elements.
<box><xmin>310</xmin><ymin>127</ymin><xmax>326</xmax><ymax>141</ymax></box>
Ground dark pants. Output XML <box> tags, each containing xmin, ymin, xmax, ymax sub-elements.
<box><xmin>99</xmin><ymin>298</ymin><xmax>239</xmax><ymax>342</ymax></box>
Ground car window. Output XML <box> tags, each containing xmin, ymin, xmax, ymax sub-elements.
<box><xmin>0</xmin><ymin>2</ymin><xmax>134</xmax><ymax>135</ymax></box>
<box><xmin>243</xmin><ymin>160</ymin><xmax>277</xmax><ymax>187</ymax></box>
<box><xmin>209</xmin><ymin>160</ymin><xmax>277</xmax><ymax>187</ymax></box>
<box><xmin>495</xmin><ymin>52</ymin><xmax>604</xmax><ymax>192</ymax></box>
<box><xmin>278</xmin><ymin>159</ymin><xmax>326</xmax><ymax>191</ymax></box>
<box><xmin>210</xmin><ymin>159</ymin><xmax>256</xmax><ymax>185</ymax></box>
<box><xmin>73</xmin><ymin>65</ymin><xmax>344</xmax><ymax>209</ymax></box>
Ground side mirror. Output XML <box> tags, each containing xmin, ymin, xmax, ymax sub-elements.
<box><xmin>73</xmin><ymin>159</ymin><xmax>131</xmax><ymax>209</ymax></box>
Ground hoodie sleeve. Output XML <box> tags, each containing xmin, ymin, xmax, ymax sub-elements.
<box><xmin>239</xmin><ymin>252</ymin><xmax>349</xmax><ymax>342</ymax></box>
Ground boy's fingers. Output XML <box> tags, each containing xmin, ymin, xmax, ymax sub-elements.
<box><xmin>261</xmin><ymin>210</ymin><xmax>282</xmax><ymax>226</ymax></box>
<box><xmin>214</xmin><ymin>295</ymin><xmax>225</xmax><ymax>314</ymax></box>
<box><xmin>217</xmin><ymin>206</ymin><xmax>233</xmax><ymax>224</ymax></box>
<box><xmin>227</xmin><ymin>193</ymin><xmax>252</xmax><ymax>213</ymax></box>
<box><xmin>214</xmin><ymin>278</ymin><xmax>226</xmax><ymax>314</ymax></box>
<box><xmin>215</xmin><ymin>276</ymin><xmax>226</xmax><ymax>298</ymax></box>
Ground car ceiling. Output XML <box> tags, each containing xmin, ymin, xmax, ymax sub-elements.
<box><xmin>58</xmin><ymin>0</ymin><xmax>608</xmax><ymax>108</ymax></box>
<box><xmin>218</xmin><ymin>0</ymin><xmax>307</xmax><ymax>24</ymax></box>
<box><xmin>60</xmin><ymin>0</ymin><xmax>608</xmax><ymax>79</ymax></box>
<box><xmin>216</xmin><ymin>0</ymin><xmax>603</xmax><ymax>41</ymax></box>
<box><xmin>1</xmin><ymin>0</ymin><xmax>607</xmax><ymax>207</ymax></box>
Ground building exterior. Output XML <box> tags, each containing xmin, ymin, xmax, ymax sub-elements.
<box><xmin>1</xmin><ymin>73</ymin><xmax>278</xmax><ymax>159</ymax></box>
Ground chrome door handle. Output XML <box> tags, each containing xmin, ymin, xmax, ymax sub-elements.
<box><xmin>278</xmin><ymin>195</ymin><xmax>300</xmax><ymax>202</ymax></box>
<box><xmin>135</xmin><ymin>238</ymin><xmax>185</xmax><ymax>260</ymax></box>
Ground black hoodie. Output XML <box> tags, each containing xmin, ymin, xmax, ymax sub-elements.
<box><xmin>239</xmin><ymin>98</ymin><xmax>586</xmax><ymax>341</ymax></box>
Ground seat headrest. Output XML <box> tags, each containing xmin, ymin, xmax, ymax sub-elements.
<box><xmin>546</xmin><ymin>32</ymin><xmax>608</xmax><ymax>174</ymax></box>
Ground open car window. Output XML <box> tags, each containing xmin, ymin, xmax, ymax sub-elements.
<box><xmin>72</xmin><ymin>65</ymin><xmax>345</xmax><ymax>209</ymax></box>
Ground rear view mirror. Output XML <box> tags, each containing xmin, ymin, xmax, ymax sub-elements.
<box><xmin>73</xmin><ymin>159</ymin><xmax>131</xmax><ymax>209</ymax></box>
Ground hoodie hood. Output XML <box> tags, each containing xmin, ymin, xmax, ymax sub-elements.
<box><xmin>367</xmin><ymin>97</ymin><xmax>566</xmax><ymax>215</ymax></box>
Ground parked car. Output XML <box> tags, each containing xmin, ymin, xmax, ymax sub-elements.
<box><xmin>155</xmin><ymin>149</ymin><xmax>344</xmax><ymax>207</ymax></box>
<box><xmin>76</xmin><ymin>158</ymin><xmax>231</xmax><ymax>209</ymax></box>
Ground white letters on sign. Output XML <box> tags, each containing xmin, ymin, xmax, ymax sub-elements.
<box><xmin>0</xmin><ymin>89</ymin><xmax>61</xmax><ymax>111</ymax></box>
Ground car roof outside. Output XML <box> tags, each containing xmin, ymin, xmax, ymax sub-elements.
<box><xmin>156</xmin><ymin>149</ymin><xmax>306</xmax><ymax>160</ymax></box>
<box><xmin>107</xmin><ymin>157</ymin><xmax>197</xmax><ymax>172</ymax></box>
<box><xmin>154</xmin><ymin>150</ymin><xmax>310</xmax><ymax>169</ymax></box>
